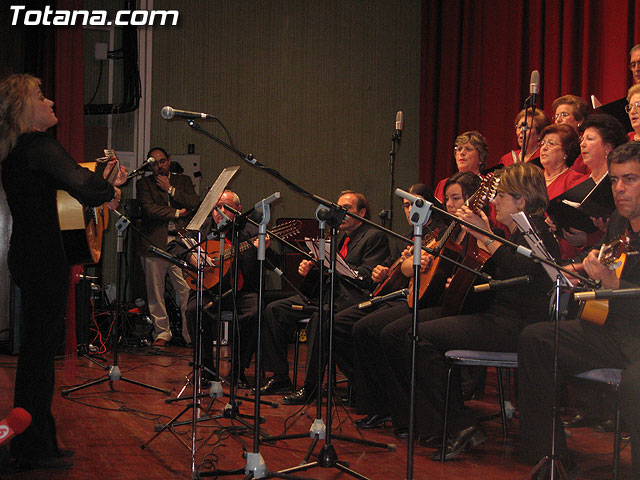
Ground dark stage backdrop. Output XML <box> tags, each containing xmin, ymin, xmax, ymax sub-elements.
<box><xmin>420</xmin><ymin>0</ymin><xmax>640</xmax><ymax>188</ymax></box>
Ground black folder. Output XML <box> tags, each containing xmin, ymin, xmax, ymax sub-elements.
<box><xmin>547</xmin><ymin>177</ymin><xmax>615</xmax><ymax>234</ymax></box>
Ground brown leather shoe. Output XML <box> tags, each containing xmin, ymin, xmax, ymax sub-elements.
<box><xmin>153</xmin><ymin>338</ymin><xmax>168</xmax><ymax>347</ymax></box>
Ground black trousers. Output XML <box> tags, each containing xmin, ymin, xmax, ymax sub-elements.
<box><xmin>347</xmin><ymin>301</ymin><xmax>413</xmax><ymax>421</ymax></box>
<box><xmin>384</xmin><ymin>309</ymin><xmax>522</xmax><ymax>437</ymax></box>
<box><xmin>10</xmin><ymin>256</ymin><xmax>68</xmax><ymax>460</ymax></box>
<box><xmin>186</xmin><ymin>290</ymin><xmax>258</xmax><ymax>373</ymax></box>
<box><xmin>518</xmin><ymin>319</ymin><xmax>640</xmax><ymax>474</ymax></box>
<box><xmin>262</xmin><ymin>294</ymin><xmax>312</xmax><ymax>378</ymax></box>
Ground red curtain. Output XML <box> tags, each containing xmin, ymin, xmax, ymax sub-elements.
<box><xmin>54</xmin><ymin>0</ymin><xmax>85</xmax><ymax>373</ymax></box>
<box><xmin>420</xmin><ymin>0</ymin><xmax>640</xmax><ymax>188</ymax></box>
<box><xmin>54</xmin><ymin>0</ymin><xmax>84</xmax><ymax>162</ymax></box>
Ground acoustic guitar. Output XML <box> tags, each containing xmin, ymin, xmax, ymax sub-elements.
<box><xmin>407</xmin><ymin>173</ymin><xmax>501</xmax><ymax>308</ymax></box>
<box><xmin>181</xmin><ymin>219</ymin><xmax>302</xmax><ymax>291</ymax></box>
<box><xmin>372</xmin><ymin>229</ymin><xmax>439</xmax><ymax>297</ymax></box>
<box><xmin>56</xmin><ymin>149</ymin><xmax>120</xmax><ymax>265</ymax></box>
<box><xmin>439</xmin><ymin>173</ymin><xmax>501</xmax><ymax>315</ymax></box>
<box><xmin>578</xmin><ymin>235</ymin><xmax>630</xmax><ymax>326</ymax></box>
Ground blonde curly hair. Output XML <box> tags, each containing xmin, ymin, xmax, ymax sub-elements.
<box><xmin>0</xmin><ymin>74</ymin><xmax>42</xmax><ymax>161</ymax></box>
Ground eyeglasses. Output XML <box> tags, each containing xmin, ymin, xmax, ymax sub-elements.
<box><xmin>554</xmin><ymin>112</ymin><xmax>571</xmax><ymax>120</ymax></box>
<box><xmin>625</xmin><ymin>101</ymin><xmax>640</xmax><ymax>113</ymax></box>
<box><xmin>629</xmin><ymin>61</ymin><xmax>640</xmax><ymax>70</ymax></box>
<box><xmin>402</xmin><ymin>202</ymin><xmax>412</xmax><ymax>210</ymax></box>
<box><xmin>454</xmin><ymin>145</ymin><xmax>476</xmax><ymax>154</ymax></box>
<box><xmin>539</xmin><ymin>139</ymin><xmax>561</xmax><ymax>148</ymax></box>
<box><xmin>514</xmin><ymin>121</ymin><xmax>529</xmax><ymax>129</ymax></box>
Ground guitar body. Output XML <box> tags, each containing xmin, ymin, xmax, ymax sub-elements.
<box><xmin>579</xmin><ymin>249</ymin><xmax>627</xmax><ymax>326</ymax></box>
<box><xmin>577</xmin><ymin>299</ymin><xmax>609</xmax><ymax>326</ymax></box>
<box><xmin>372</xmin><ymin>255</ymin><xmax>409</xmax><ymax>296</ymax></box>
<box><xmin>440</xmin><ymin>239</ymin><xmax>491</xmax><ymax>316</ymax></box>
<box><xmin>407</xmin><ymin>236</ymin><xmax>461</xmax><ymax>308</ymax></box>
<box><xmin>183</xmin><ymin>220</ymin><xmax>301</xmax><ymax>292</ymax></box>
<box><xmin>185</xmin><ymin>240</ymin><xmax>244</xmax><ymax>292</ymax></box>
<box><xmin>57</xmin><ymin>161</ymin><xmax>109</xmax><ymax>265</ymax></box>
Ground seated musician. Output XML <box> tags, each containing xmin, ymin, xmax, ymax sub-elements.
<box><xmin>329</xmin><ymin>184</ymin><xmax>446</xmax><ymax>396</ymax></box>
<box><xmin>519</xmin><ymin>141</ymin><xmax>640</xmax><ymax>478</ymax></box>
<box><xmin>384</xmin><ymin>163</ymin><xmax>560</xmax><ymax>459</ymax></box>
<box><xmin>257</xmin><ymin>190</ymin><xmax>389</xmax><ymax>404</ymax></box>
<box><xmin>167</xmin><ymin>190</ymin><xmax>276</xmax><ymax>387</ymax></box>
<box><xmin>348</xmin><ymin>172</ymin><xmax>481</xmax><ymax>436</ymax></box>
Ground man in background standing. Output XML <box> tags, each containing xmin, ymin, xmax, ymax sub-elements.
<box><xmin>137</xmin><ymin>147</ymin><xmax>200</xmax><ymax>347</ymax></box>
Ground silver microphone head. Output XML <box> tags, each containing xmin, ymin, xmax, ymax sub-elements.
<box><xmin>161</xmin><ymin>106</ymin><xmax>175</xmax><ymax>119</ymax></box>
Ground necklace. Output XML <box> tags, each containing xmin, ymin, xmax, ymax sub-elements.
<box><xmin>545</xmin><ymin>167</ymin><xmax>568</xmax><ymax>186</ymax></box>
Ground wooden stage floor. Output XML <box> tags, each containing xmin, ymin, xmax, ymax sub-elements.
<box><xmin>0</xmin><ymin>342</ymin><xmax>633</xmax><ymax>479</ymax></box>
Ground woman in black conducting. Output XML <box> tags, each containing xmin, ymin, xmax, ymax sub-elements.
<box><xmin>0</xmin><ymin>74</ymin><xmax>126</xmax><ymax>470</ymax></box>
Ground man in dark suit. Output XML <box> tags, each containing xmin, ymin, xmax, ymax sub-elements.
<box><xmin>257</xmin><ymin>190</ymin><xmax>389</xmax><ymax>404</ymax></box>
<box><xmin>137</xmin><ymin>147</ymin><xmax>200</xmax><ymax>347</ymax></box>
<box><xmin>519</xmin><ymin>142</ymin><xmax>640</xmax><ymax>477</ymax></box>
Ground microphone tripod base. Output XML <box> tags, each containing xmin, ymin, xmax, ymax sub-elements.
<box><xmin>317</xmin><ymin>444</ymin><xmax>339</xmax><ymax>468</ymax></box>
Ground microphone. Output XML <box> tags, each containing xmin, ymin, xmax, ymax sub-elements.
<box><xmin>529</xmin><ymin>70</ymin><xmax>540</xmax><ymax>107</ymax></box>
<box><xmin>127</xmin><ymin>157</ymin><xmax>156</xmax><ymax>178</ymax></box>
<box><xmin>161</xmin><ymin>106</ymin><xmax>216</xmax><ymax>120</ymax></box>
<box><xmin>473</xmin><ymin>275</ymin><xmax>532</xmax><ymax>293</ymax></box>
<box><xmin>574</xmin><ymin>287</ymin><xmax>640</xmax><ymax>301</ymax></box>
<box><xmin>148</xmin><ymin>246</ymin><xmax>197</xmax><ymax>272</ymax></box>
<box><xmin>213</xmin><ymin>206</ymin><xmax>233</xmax><ymax>232</ymax></box>
<box><xmin>358</xmin><ymin>288</ymin><xmax>409</xmax><ymax>309</ymax></box>
<box><xmin>0</xmin><ymin>408</ymin><xmax>32</xmax><ymax>446</ymax></box>
<box><xmin>395</xmin><ymin>110</ymin><xmax>403</xmax><ymax>141</ymax></box>
<box><xmin>395</xmin><ymin>188</ymin><xmax>425</xmax><ymax>208</ymax></box>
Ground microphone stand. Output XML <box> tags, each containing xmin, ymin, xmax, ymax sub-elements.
<box><xmin>62</xmin><ymin>210</ymin><xmax>170</xmax><ymax>397</ymax></box>
<box><xmin>379</xmin><ymin>125</ymin><xmax>401</xmax><ymax>229</ymax></box>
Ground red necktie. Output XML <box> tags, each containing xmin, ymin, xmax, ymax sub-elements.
<box><xmin>339</xmin><ymin>236</ymin><xmax>350</xmax><ymax>258</ymax></box>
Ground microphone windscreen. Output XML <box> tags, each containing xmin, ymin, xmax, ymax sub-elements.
<box><xmin>395</xmin><ymin>110</ymin><xmax>403</xmax><ymax>131</ymax></box>
<box><xmin>529</xmin><ymin>70</ymin><xmax>540</xmax><ymax>95</ymax></box>
<box><xmin>161</xmin><ymin>106</ymin><xmax>174</xmax><ymax>119</ymax></box>
<box><xmin>6</xmin><ymin>408</ymin><xmax>31</xmax><ymax>434</ymax></box>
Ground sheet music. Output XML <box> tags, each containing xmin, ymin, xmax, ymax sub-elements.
<box><xmin>511</xmin><ymin>212</ymin><xmax>573</xmax><ymax>287</ymax></box>
<box><xmin>304</xmin><ymin>238</ymin><xmax>361</xmax><ymax>279</ymax></box>
<box><xmin>186</xmin><ymin>166</ymin><xmax>240</xmax><ymax>232</ymax></box>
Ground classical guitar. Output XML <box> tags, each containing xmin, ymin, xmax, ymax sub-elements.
<box><xmin>578</xmin><ymin>235</ymin><xmax>630</xmax><ymax>326</ymax></box>
<box><xmin>439</xmin><ymin>173</ymin><xmax>501</xmax><ymax>315</ymax></box>
<box><xmin>181</xmin><ymin>219</ymin><xmax>302</xmax><ymax>291</ymax></box>
<box><xmin>56</xmin><ymin>149</ymin><xmax>121</xmax><ymax>265</ymax></box>
<box><xmin>407</xmin><ymin>173</ymin><xmax>501</xmax><ymax>308</ymax></box>
<box><xmin>372</xmin><ymin>229</ymin><xmax>439</xmax><ymax>297</ymax></box>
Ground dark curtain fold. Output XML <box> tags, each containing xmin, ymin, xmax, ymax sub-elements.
<box><xmin>420</xmin><ymin>0</ymin><xmax>640</xmax><ymax>188</ymax></box>
<box><xmin>54</xmin><ymin>0</ymin><xmax>84</xmax><ymax>161</ymax></box>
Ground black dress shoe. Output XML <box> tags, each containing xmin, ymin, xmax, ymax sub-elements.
<box><xmin>562</xmin><ymin>412</ymin><xmax>597</xmax><ymax>428</ymax></box>
<box><xmin>257</xmin><ymin>377</ymin><xmax>292</xmax><ymax>395</ymax></box>
<box><xmin>281</xmin><ymin>386</ymin><xmax>315</xmax><ymax>405</ymax></box>
<box><xmin>431</xmin><ymin>423</ymin><xmax>486</xmax><ymax>461</ymax></box>
<box><xmin>16</xmin><ymin>456</ymin><xmax>73</xmax><ymax>470</ymax></box>
<box><xmin>54</xmin><ymin>449</ymin><xmax>75</xmax><ymax>458</ymax></box>
<box><xmin>392</xmin><ymin>427</ymin><xmax>408</xmax><ymax>439</ymax></box>
<box><xmin>355</xmin><ymin>414</ymin><xmax>391</xmax><ymax>429</ymax></box>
